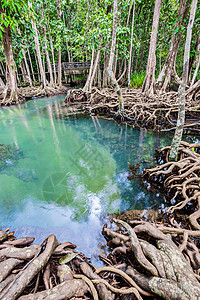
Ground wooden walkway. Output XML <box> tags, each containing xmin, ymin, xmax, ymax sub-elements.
<box><xmin>0</xmin><ymin>62</ymin><xmax>103</xmax><ymax>78</ymax></box>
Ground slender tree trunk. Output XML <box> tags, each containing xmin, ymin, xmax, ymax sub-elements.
<box><xmin>103</xmin><ymin>50</ymin><xmax>109</xmax><ymax>87</ymax></box>
<box><xmin>117</xmin><ymin>59</ymin><xmax>126</xmax><ymax>83</ymax></box>
<box><xmin>0</xmin><ymin>77</ymin><xmax>5</xmax><ymax>87</ymax></box>
<box><xmin>2</xmin><ymin>25</ymin><xmax>18</xmax><ymax>102</ymax></box>
<box><xmin>138</xmin><ymin>46</ymin><xmax>144</xmax><ymax>71</ymax></box>
<box><xmin>0</xmin><ymin>63</ymin><xmax>4</xmax><ymax>78</ymax></box>
<box><xmin>188</xmin><ymin>36</ymin><xmax>199</xmax><ymax>82</ymax></box>
<box><xmin>169</xmin><ymin>0</ymin><xmax>197</xmax><ymax>161</ymax></box>
<box><xmin>49</xmin><ymin>34</ymin><xmax>57</xmax><ymax>85</ymax></box>
<box><xmin>20</xmin><ymin>60</ymin><xmax>28</xmax><ymax>83</ymax></box>
<box><xmin>17</xmin><ymin>27</ymin><xmax>32</xmax><ymax>86</ymax></box>
<box><xmin>22</xmin><ymin>50</ymin><xmax>32</xmax><ymax>86</ymax></box>
<box><xmin>0</xmin><ymin>61</ymin><xmax>5</xmax><ymax>74</ymax></box>
<box><xmin>16</xmin><ymin>66</ymin><xmax>21</xmax><ymax>86</ymax></box>
<box><xmin>89</xmin><ymin>49</ymin><xmax>100</xmax><ymax>91</ymax></box>
<box><xmin>142</xmin><ymin>0</ymin><xmax>162</xmax><ymax>96</ymax></box>
<box><xmin>43</xmin><ymin>27</ymin><xmax>54</xmax><ymax>87</ymax></box>
<box><xmin>57</xmin><ymin>0</ymin><xmax>62</xmax><ymax>86</ymax></box>
<box><xmin>97</xmin><ymin>63</ymin><xmax>101</xmax><ymax>88</ymax></box>
<box><xmin>191</xmin><ymin>41</ymin><xmax>200</xmax><ymax>86</ymax></box>
<box><xmin>27</xmin><ymin>48</ymin><xmax>36</xmax><ymax>82</ymax></box>
<box><xmin>63</xmin><ymin>14</ymin><xmax>71</xmax><ymax>63</ymax></box>
<box><xmin>128</xmin><ymin>0</ymin><xmax>135</xmax><ymax>89</ymax></box>
<box><xmin>135</xmin><ymin>33</ymin><xmax>142</xmax><ymax>72</ymax></box>
<box><xmin>57</xmin><ymin>51</ymin><xmax>62</xmax><ymax>86</ymax></box>
<box><xmin>34</xmin><ymin>51</ymin><xmax>41</xmax><ymax>82</ymax></box>
<box><xmin>83</xmin><ymin>45</ymin><xmax>95</xmax><ymax>92</ymax></box>
<box><xmin>157</xmin><ymin>0</ymin><xmax>190</xmax><ymax>93</ymax></box>
<box><xmin>107</xmin><ymin>0</ymin><xmax>124</xmax><ymax>112</ymax></box>
<box><xmin>114</xmin><ymin>49</ymin><xmax>118</xmax><ymax>77</ymax></box>
<box><xmin>28</xmin><ymin>1</ymin><xmax>47</xmax><ymax>88</ymax></box>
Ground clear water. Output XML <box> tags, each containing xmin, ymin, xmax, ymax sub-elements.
<box><xmin>0</xmin><ymin>95</ymin><xmax>171</xmax><ymax>264</ymax></box>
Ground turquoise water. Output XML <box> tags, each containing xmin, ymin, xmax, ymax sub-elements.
<box><xmin>0</xmin><ymin>95</ymin><xmax>170</xmax><ymax>263</ymax></box>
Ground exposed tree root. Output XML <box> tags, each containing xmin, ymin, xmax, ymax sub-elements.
<box><xmin>65</xmin><ymin>87</ymin><xmax>200</xmax><ymax>133</ymax></box>
<box><xmin>129</xmin><ymin>142</ymin><xmax>200</xmax><ymax>229</ymax></box>
<box><xmin>102</xmin><ymin>218</ymin><xmax>200</xmax><ymax>299</ymax></box>
<box><xmin>1</xmin><ymin>215</ymin><xmax>200</xmax><ymax>300</ymax></box>
<box><xmin>18</xmin><ymin>279</ymin><xmax>89</xmax><ymax>300</ymax></box>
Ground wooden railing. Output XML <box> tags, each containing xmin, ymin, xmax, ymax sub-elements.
<box><xmin>61</xmin><ymin>61</ymin><xmax>91</xmax><ymax>70</ymax></box>
<box><xmin>0</xmin><ymin>61</ymin><xmax>104</xmax><ymax>78</ymax></box>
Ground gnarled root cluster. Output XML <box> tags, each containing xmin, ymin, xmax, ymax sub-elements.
<box><xmin>102</xmin><ymin>218</ymin><xmax>200</xmax><ymax>299</ymax></box>
<box><xmin>1</xmin><ymin>218</ymin><xmax>200</xmax><ymax>299</ymax></box>
<box><xmin>65</xmin><ymin>88</ymin><xmax>200</xmax><ymax>133</ymax></box>
<box><xmin>0</xmin><ymin>229</ymin><xmax>102</xmax><ymax>299</ymax></box>
<box><xmin>139</xmin><ymin>141</ymin><xmax>200</xmax><ymax>230</ymax></box>
<box><xmin>0</xmin><ymin>227</ymin><xmax>145</xmax><ymax>300</ymax></box>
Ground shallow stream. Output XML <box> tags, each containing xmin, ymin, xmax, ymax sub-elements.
<box><xmin>0</xmin><ymin>95</ymin><xmax>171</xmax><ymax>264</ymax></box>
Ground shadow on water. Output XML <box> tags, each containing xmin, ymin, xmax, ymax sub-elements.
<box><xmin>0</xmin><ymin>95</ymin><xmax>172</xmax><ymax>265</ymax></box>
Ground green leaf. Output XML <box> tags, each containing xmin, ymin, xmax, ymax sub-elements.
<box><xmin>59</xmin><ymin>252</ymin><xmax>79</xmax><ymax>264</ymax></box>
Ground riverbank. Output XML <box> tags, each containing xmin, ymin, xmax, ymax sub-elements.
<box><xmin>65</xmin><ymin>87</ymin><xmax>200</xmax><ymax>134</ymax></box>
<box><xmin>0</xmin><ymin>85</ymin><xmax>69</xmax><ymax>106</ymax></box>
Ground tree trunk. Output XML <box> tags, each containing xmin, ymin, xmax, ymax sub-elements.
<box><xmin>89</xmin><ymin>49</ymin><xmax>100</xmax><ymax>91</ymax></box>
<box><xmin>57</xmin><ymin>50</ymin><xmax>62</xmax><ymax>86</ymax></box>
<box><xmin>0</xmin><ymin>61</ymin><xmax>5</xmax><ymax>74</ymax></box>
<box><xmin>28</xmin><ymin>1</ymin><xmax>47</xmax><ymax>88</ymax></box>
<box><xmin>2</xmin><ymin>24</ymin><xmax>18</xmax><ymax>102</ymax></box>
<box><xmin>138</xmin><ymin>44</ymin><xmax>145</xmax><ymax>71</ymax></box>
<box><xmin>107</xmin><ymin>0</ymin><xmax>124</xmax><ymax>112</ymax></box>
<box><xmin>49</xmin><ymin>34</ymin><xmax>57</xmax><ymax>85</ymax></box>
<box><xmin>57</xmin><ymin>0</ymin><xmax>62</xmax><ymax>86</ymax></box>
<box><xmin>43</xmin><ymin>27</ymin><xmax>54</xmax><ymax>87</ymax></box>
<box><xmin>27</xmin><ymin>48</ymin><xmax>36</xmax><ymax>82</ymax></box>
<box><xmin>103</xmin><ymin>50</ymin><xmax>109</xmax><ymax>87</ymax></box>
<box><xmin>22</xmin><ymin>50</ymin><xmax>32</xmax><ymax>86</ymax></box>
<box><xmin>83</xmin><ymin>45</ymin><xmax>95</xmax><ymax>92</ymax></box>
<box><xmin>157</xmin><ymin>0</ymin><xmax>190</xmax><ymax>93</ymax></box>
<box><xmin>97</xmin><ymin>62</ymin><xmax>101</xmax><ymax>88</ymax></box>
<box><xmin>117</xmin><ymin>59</ymin><xmax>126</xmax><ymax>83</ymax></box>
<box><xmin>63</xmin><ymin>14</ymin><xmax>71</xmax><ymax>63</ymax></box>
<box><xmin>17</xmin><ymin>28</ymin><xmax>32</xmax><ymax>86</ymax></box>
<box><xmin>34</xmin><ymin>51</ymin><xmax>41</xmax><ymax>82</ymax></box>
<box><xmin>142</xmin><ymin>0</ymin><xmax>162</xmax><ymax>96</ymax></box>
<box><xmin>188</xmin><ymin>36</ymin><xmax>199</xmax><ymax>83</ymax></box>
<box><xmin>191</xmin><ymin>40</ymin><xmax>200</xmax><ymax>86</ymax></box>
<box><xmin>169</xmin><ymin>0</ymin><xmax>197</xmax><ymax>161</ymax></box>
<box><xmin>128</xmin><ymin>1</ymin><xmax>135</xmax><ymax>89</ymax></box>
<box><xmin>0</xmin><ymin>77</ymin><xmax>5</xmax><ymax>88</ymax></box>
<box><xmin>114</xmin><ymin>49</ymin><xmax>118</xmax><ymax>77</ymax></box>
<box><xmin>20</xmin><ymin>60</ymin><xmax>29</xmax><ymax>83</ymax></box>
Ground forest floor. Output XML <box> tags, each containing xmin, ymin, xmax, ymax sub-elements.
<box><xmin>0</xmin><ymin>87</ymin><xmax>200</xmax><ymax>299</ymax></box>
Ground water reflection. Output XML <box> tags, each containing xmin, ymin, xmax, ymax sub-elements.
<box><xmin>0</xmin><ymin>95</ymin><xmax>171</xmax><ymax>263</ymax></box>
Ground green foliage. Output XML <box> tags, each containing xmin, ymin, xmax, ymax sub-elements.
<box><xmin>130</xmin><ymin>71</ymin><xmax>145</xmax><ymax>88</ymax></box>
<box><xmin>0</xmin><ymin>0</ymin><xmax>199</xmax><ymax>87</ymax></box>
<box><xmin>0</xmin><ymin>0</ymin><xmax>28</xmax><ymax>35</ymax></box>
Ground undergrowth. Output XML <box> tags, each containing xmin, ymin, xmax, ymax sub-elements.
<box><xmin>130</xmin><ymin>71</ymin><xmax>145</xmax><ymax>88</ymax></box>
